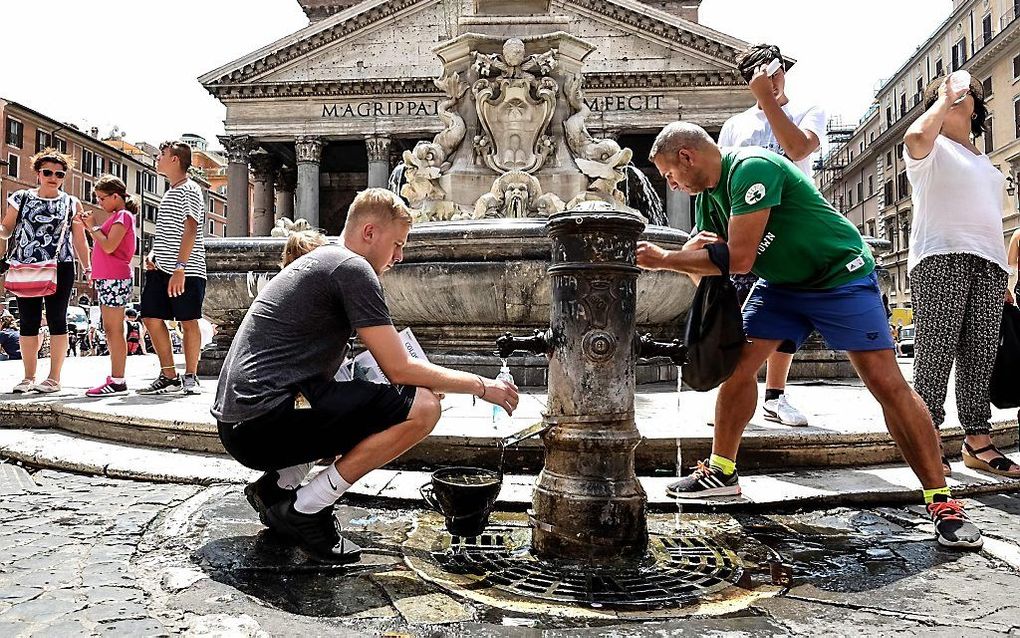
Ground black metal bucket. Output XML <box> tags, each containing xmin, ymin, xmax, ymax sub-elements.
<box><xmin>420</xmin><ymin>466</ymin><xmax>502</xmax><ymax>537</ymax></box>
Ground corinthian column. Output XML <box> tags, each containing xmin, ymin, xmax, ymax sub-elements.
<box><xmin>218</xmin><ymin>135</ymin><xmax>255</xmax><ymax>237</ymax></box>
<box><xmin>295</xmin><ymin>136</ymin><xmax>323</xmax><ymax>228</ymax></box>
<box><xmin>249</xmin><ymin>148</ymin><xmax>279</xmax><ymax>237</ymax></box>
<box><xmin>365</xmin><ymin>136</ymin><xmax>392</xmax><ymax>189</ymax></box>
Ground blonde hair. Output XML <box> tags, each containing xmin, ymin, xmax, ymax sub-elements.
<box><xmin>345</xmin><ymin>188</ymin><xmax>413</xmax><ymax>229</ymax></box>
<box><xmin>282</xmin><ymin>230</ymin><xmax>328</xmax><ymax>267</ymax></box>
<box><xmin>31</xmin><ymin>148</ymin><xmax>75</xmax><ymax>172</ymax></box>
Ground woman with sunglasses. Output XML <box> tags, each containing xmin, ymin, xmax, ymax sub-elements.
<box><xmin>0</xmin><ymin>149</ymin><xmax>91</xmax><ymax>393</ymax></box>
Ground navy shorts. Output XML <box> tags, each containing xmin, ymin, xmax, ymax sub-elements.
<box><xmin>217</xmin><ymin>379</ymin><xmax>418</xmax><ymax>472</ymax></box>
<box><xmin>140</xmin><ymin>269</ymin><xmax>206</xmax><ymax>321</ymax></box>
<box><xmin>742</xmin><ymin>272</ymin><xmax>895</xmax><ymax>352</ymax></box>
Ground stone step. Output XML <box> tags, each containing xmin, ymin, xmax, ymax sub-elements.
<box><xmin>2</xmin><ymin>428</ymin><xmax>1017</xmax><ymax>512</ymax></box>
<box><xmin>1</xmin><ymin>357</ymin><xmax>1016</xmax><ymax>474</ymax></box>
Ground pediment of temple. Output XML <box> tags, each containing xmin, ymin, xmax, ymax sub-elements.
<box><xmin>199</xmin><ymin>0</ymin><xmax>750</xmax><ymax>98</ymax></box>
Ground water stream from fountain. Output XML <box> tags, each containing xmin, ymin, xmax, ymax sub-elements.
<box><xmin>388</xmin><ymin>164</ymin><xmax>407</xmax><ymax>199</ymax></box>
<box><xmin>623</xmin><ymin>164</ymin><xmax>667</xmax><ymax>226</ymax></box>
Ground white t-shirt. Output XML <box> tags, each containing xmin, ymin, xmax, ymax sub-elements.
<box><xmin>903</xmin><ymin>136</ymin><xmax>1008</xmax><ymax>274</ymax></box>
<box><xmin>718</xmin><ymin>101</ymin><xmax>827</xmax><ymax>176</ymax></box>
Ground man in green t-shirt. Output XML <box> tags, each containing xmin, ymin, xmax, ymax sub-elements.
<box><xmin>638</xmin><ymin>121</ymin><xmax>982</xmax><ymax>550</ymax></box>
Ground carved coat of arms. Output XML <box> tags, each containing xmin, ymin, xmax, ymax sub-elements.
<box><xmin>472</xmin><ymin>38</ymin><xmax>558</xmax><ymax>175</ymax></box>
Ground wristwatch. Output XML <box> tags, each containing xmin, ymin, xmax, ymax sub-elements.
<box><xmin>174</xmin><ymin>261</ymin><xmax>187</xmax><ymax>271</ymax></box>
<box><xmin>91</xmin><ymin>225</ymin><xmax>103</xmax><ymax>233</ymax></box>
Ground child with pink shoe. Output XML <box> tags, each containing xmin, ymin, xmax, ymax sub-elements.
<box><xmin>82</xmin><ymin>175</ymin><xmax>137</xmax><ymax>396</ymax></box>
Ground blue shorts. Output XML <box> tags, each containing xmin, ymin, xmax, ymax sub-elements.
<box><xmin>742</xmin><ymin>272</ymin><xmax>895</xmax><ymax>352</ymax></box>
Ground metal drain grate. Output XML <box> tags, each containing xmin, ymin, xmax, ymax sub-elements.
<box><xmin>431</xmin><ymin>531</ymin><xmax>743</xmax><ymax>608</ymax></box>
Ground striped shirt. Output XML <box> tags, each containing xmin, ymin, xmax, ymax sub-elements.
<box><xmin>154</xmin><ymin>179</ymin><xmax>206</xmax><ymax>279</ymax></box>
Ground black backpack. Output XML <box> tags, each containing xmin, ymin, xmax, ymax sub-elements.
<box><xmin>682</xmin><ymin>244</ymin><xmax>747</xmax><ymax>391</ymax></box>
<box><xmin>990</xmin><ymin>303</ymin><xmax>1020</xmax><ymax>409</ymax></box>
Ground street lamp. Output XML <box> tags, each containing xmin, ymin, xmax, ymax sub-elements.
<box><xmin>1007</xmin><ymin>175</ymin><xmax>1016</xmax><ymax>197</ymax></box>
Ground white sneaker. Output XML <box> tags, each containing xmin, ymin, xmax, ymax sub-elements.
<box><xmin>763</xmin><ymin>395</ymin><xmax>808</xmax><ymax>427</ymax></box>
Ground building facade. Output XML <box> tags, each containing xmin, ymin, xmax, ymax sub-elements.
<box><xmin>818</xmin><ymin>0</ymin><xmax>1020</xmax><ymax>317</ymax></box>
<box><xmin>201</xmin><ymin>0</ymin><xmax>758</xmax><ymax>236</ymax></box>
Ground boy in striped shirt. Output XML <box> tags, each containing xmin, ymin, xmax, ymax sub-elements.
<box><xmin>138</xmin><ymin>140</ymin><xmax>207</xmax><ymax>395</ymax></box>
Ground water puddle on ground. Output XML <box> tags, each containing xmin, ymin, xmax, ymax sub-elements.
<box><xmin>190</xmin><ymin>493</ymin><xmax>954</xmax><ymax>625</ymax></box>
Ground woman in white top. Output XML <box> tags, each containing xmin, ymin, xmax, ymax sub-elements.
<box><xmin>903</xmin><ymin>74</ymin><xmax>1018</xmax><ymax>478</ymax></box>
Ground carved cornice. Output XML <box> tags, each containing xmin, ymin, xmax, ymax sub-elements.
<box><xmin>218</xmin><ymin>134</ymin><xmax>256</xmax><ymax>164</ymax></box>
<box><xmin>295</xmin><ymin>136</ymin><xmax>324</xmax><ymax>164</ymax></box>
<box><xmin>208</xmin><ymin>70</ymin><xmax>744</xmax><ymax>100</ymax></box>
<box><xmin>206</xmin><ymin>0</ymin><xmax>425</xmax><ymax>86</ymax></box>
<box><xmin>365</xmin><ymin>136</ymin><xmax>392</xmax><ymax>162</ymax></box>
<box><xmin>583</xmin><ymin>70</ymin><xmax>744</xmax><ymax>88</ymax></box>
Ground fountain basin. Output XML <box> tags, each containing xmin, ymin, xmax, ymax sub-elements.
<box><xmin>200</xmin><ymin>221</ymin><xmax>694</xmax><ymax>382</ymax></box>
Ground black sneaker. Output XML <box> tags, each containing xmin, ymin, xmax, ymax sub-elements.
<box><xmin>265</xmin><ymin>499</ymin><xmax>363</xmax><ymax>564</ymax></box>
<box><xmin>244</xmin><ymin>472</ymin><xmax>293</xmax><ymax>527</ymax></box>
<box><xmin>182</xmin><ymin>373</ymin><xmax>200</xmax><ymax>395</ymax></box>
<box><xmin>136</xmin><ymin>373</ymin><xmax>182</xmax><ymax>395</ymax></box>
<box><xmin>927</xmin><ymin>494</ymin><xmax>983</xmax><ymax>549</ymax></box>
<box><xmin>666</xmin><ymin>460</ymin><xmax>741</xmax><ymax>499</ymax></box>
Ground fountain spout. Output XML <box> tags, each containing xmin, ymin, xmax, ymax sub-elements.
<box><xmin>495</xmin><ymin>330</ymin><xmax>552</xmax><ymax>359</ymax></box>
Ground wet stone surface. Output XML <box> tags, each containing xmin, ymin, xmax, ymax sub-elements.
<box><xmin>2</xmin><ymin>460</ymin><xmax>1020</xmax><ymax>636</ymax></box>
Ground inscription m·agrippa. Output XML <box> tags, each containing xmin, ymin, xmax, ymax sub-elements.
<box><xmin>322</xmin><ymin>100</ymin><xmax>441</xmax><ymax>118</ymax></box>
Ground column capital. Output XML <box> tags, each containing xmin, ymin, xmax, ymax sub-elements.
<box><xmin>276</xmin><ymin>165</ymin><xmax>298</xmax><ymax>192</ymax></box>
<box><xmin>365</xmin><ymin>136</ymin><xmax>392</xmax><ymax>163</ymax></box>
<box><xmin>218</xmin><ymin>135</ymin><xmax>256</xmax><ymax>164</ymax></box>
<box><xmin>249</xmin><ymin>148</ymin><xmax>279</xmax><ymax>181</ymax></box>
<box><xmin>295</xmin><ymin>136</ymin><xmax>324</xmax><ymax>164</ymax></box>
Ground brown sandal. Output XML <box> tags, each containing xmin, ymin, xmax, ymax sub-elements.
<box><xmin>962</xmin><ymin>442</ymin><xmax>1020</xmax><ymax>478</ymax></box>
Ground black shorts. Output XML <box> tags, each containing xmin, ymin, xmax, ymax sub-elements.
<box><xmin>217</xmin><ymin>379</ymin><xmax>418</xmax><ymax>472</ymax></box>
<box><xmin>140</xmin><ymin>269</ymin><xmax>206</xmax><ymax>321</ymax></box>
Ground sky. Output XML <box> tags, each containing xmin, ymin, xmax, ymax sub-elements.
<box><xmin>0</xmin><ymin>0</ymin><xmax>952</xmax><ymax>151</ymax></box>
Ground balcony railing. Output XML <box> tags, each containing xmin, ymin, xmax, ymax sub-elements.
<box><xmin>1001</xmin><ymin>5</ymin><xmax>1018</xmax><ymax>30</ymax></box>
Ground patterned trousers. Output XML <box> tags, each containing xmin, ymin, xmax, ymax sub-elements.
<box><xmin>910</xmin><ymin>253</ymin><xmax>1007</xmax><ymax>435</ymax></box>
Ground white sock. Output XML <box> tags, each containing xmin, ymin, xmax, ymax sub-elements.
<box><xmin>276</xmin><ymin>462</ymin><xmax>314</xmax><ymax>490</ymax></box>
<box><xmin>111</xmin><ymin>377</ymin><xmax>125</xmax><ymax>384</ymax></box>
<box><xmin>294</xmin><ymin>464</ymin><xmax>352</xmax><ymax>514</ymax></box>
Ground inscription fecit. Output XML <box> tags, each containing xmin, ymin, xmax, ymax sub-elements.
<box><xmin>583</xmin><ymin>95</ymin><xmax>665</xmax><ymax>112</ymax></box>
<box><xmin>322</xmin><ymin>100</ymin><xmax>441</xmax><ymax>118</ymax></box>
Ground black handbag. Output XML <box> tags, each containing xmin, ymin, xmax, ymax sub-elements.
<box><xmin>990</xmin><ymin>302</ymin><xmax>1020</xmax><ymax>409</ymax></box>
<box><xmin>682</xmin><ymin>243</ymin><xmax>747</xmax><ymax>391</ymax></box>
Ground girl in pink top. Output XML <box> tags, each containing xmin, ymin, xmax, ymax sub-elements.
<box><xmin>82</xmin><ymin>175</ymin><xmax>138</xmax><ymax>397</ymax></box>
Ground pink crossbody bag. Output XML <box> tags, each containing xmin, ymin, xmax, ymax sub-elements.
<box><xmin>4</xmin><ymin>193</ymin><xmax>70</xmax><ymax>298</ymax></box>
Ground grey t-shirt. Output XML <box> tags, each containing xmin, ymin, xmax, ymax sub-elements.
<box><xmin>211</xmin><ymin>245</ymin><xmax>392</xmax><ymax>423</ymax></box>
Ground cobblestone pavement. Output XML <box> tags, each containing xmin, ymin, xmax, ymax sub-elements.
<box><xmin>2</xmin><ymin>461</ymin><xmax>1020</xmax><ymax>637</ymax></box>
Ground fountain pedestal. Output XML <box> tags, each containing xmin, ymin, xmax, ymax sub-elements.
<box><xmin>531</xmin><ymin>203</ymin><xmax>648</xmax><ymax>562</ymax></box>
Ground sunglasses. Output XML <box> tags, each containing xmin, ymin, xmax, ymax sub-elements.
<box><xmin>40</xmin><ymin>169</ymin><xmax>67</xmax><ymax>179</ymax></box>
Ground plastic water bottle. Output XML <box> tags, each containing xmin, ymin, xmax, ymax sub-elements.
<box><xmin>492</xmin><ymin>360</ymin><xmax>514</xmax><ymax>426</ymax></box>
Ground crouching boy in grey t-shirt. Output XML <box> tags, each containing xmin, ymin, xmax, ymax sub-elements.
<box><xmin>212</xmin><ymin>189</ymin><xmax>518</xmax><ymax>563</ymax></box>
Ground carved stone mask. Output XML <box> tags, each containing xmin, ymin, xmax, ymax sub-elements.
<box><xmin>503</xmin><ymin>39</ymin><xmax>526</xmax><ymax>67</ymax></box>
<box><xmin>505</xmin><ymin>183</ymin><xmax>530</xmax><ymax>217</ymax></box>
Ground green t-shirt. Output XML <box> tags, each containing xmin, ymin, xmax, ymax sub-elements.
<box><xmin>695</xmin><ymin>148</ymin><xmax>874</xmax><ymax>289</ymax></box>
